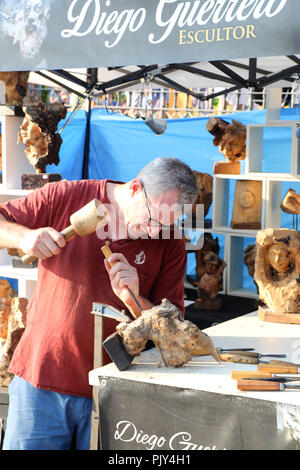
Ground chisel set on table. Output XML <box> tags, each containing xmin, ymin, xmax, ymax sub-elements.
<box><xmin>217</xmin><ymin>348</ymin><xmax>300</xmax><ymax>392</ymax></box>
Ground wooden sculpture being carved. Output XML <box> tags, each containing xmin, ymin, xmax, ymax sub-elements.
<box><xmin>18</xmin><ymin>96</ymin><xmax>67</xmax><ymax>174</ymax></box>
<box><xmin>0</xmin><ymin>289</ymin><xmax>27</xmax><ymax>386</ymax></box>
<box><xmin>116</xmin><ymin>298</ymin><xmax>220</xmax><ymax>367</ymax></box>
<box><xmin>206</xmin><ymin>116</ymin><xmax>246</xmax><ymax>174</ymax></box>
<box><xmin>255</xmin><ymin>228</ymin><xmax>300</xmax><ymax>324</ymax></box>
<box><xmin>0</xmin><ymin>71</ymin><xmax>29</xmax><ymax>106</ymax></box>
<box><xmin>192</xmin><ymin>171</ymin><xmax>213</xmax><ymax>218</ymax></box>
<box><xmin>194</xmin><ymin>252</ymin><xmax>226</xmax><ymax>310</ymax></box>
<box><xmin>280</xmin><ymin>188</ymin><xmax>300</xmax><ymax>214</ymax></box>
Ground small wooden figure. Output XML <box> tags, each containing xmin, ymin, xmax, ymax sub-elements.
<box><xmin>194</xmin><ymin>251</ymin><xmax>226</xmax><ymax>310</ymax></box>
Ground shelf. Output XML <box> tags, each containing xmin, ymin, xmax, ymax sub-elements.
<box><xmin>226</xmin><ymin>234</ymin><xmax>258</xmax><ymax>299</ymax></box>
<box><xmin>212</xmin><ymin>175</ymin><xmax>266</xmax><ymax>232</ymax></box>
<box><xmin>245</xmin><ymin>121</ymin><xmax>300</xmax><ymax>177</ymax></box>
<box><xmin>266</xmin><ymin>177</ymin><xmax>300</xmax><ymax>229</ymax></box>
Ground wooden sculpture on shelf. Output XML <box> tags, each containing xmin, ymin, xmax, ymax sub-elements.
<box><xmin>0</xmin><ymin>71</ymin><xmax>29</xmax><ymax>106</ymax></box>
<box><xmin>280</xmin><ymin>188</ymin><xmax>300</xmax><ymax>214</ymax></box>
<box><xmin>206</xmin><ymin>116</ymin><xmax>246</xmax><ymax>174</ymax></box>
<box><xmin>254</xmin><ymin>228</ymin><xmax>300</xmax><ymax>324</ymax></box>
<box><xmin>194</xmin><ymin>251</ymin><xmax>226</xmax><ymax>310</ymax></box>
<box><xmin>18</xmin><ymin>96</ymin><xmax>67</xmax><ymax>189</ymax></box>
<box><xmin>192</xmin><ymin>171</ymin><xmax>213</xmax><ymax>218</ymax></box>
<box><xmin>195</xmin><ymin>232</ymin><xmax>220</xmax><ymax>280</ymax></box>
<box><xmin>116</xmin><ymin>298</ymin><xmax>220</xmax><ymax>367</ymax></box>
<box><xmin>231</xmin><ymin>180</ymin><xmax>262</xmax><ymax>229</ymax></box>
<box><xmin>0</xmin><ymin>283</ymin><xmax>27</xmax><ymax>386</ymax></box>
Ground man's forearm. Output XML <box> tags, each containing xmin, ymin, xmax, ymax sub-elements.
<box><xmin>0</xmin><ymin>216</ymin><xmax>30</xmax><ymax>250</ymax></box>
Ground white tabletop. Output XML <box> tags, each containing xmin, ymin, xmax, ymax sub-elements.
<box><xmin>89</xmin><ymin>311</ymin><xmax>300</xmax><ymax>406</ymax></box>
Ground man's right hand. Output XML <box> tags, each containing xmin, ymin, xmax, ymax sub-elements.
<box><xmin>19</xmin><ymin>227</ymin><xmax>66</xmax><ymax>260</ymax></box>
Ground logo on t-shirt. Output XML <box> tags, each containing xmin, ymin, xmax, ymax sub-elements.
<box><xmin>134</xmin><ymin>251</ymin><xmax>146</xmax><ymax>265</ymax></box>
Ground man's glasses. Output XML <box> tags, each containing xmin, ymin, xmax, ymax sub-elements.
<box><xmin>141</xmin><ymin>182</ymin><xmax>168</xmax><ymax>230</ymax></box>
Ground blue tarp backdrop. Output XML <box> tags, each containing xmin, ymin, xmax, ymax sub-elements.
<box><xmin>45</xmin><ymin>107</ymin><xmax>300</xmax><ymax>281</ymax></box>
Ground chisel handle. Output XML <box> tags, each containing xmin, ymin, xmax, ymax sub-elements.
<box><xmin>258</xmin><ymin>363</ymin><xmax>299</xmax><ymax>374</ymax></box>
<box><xmin>225</xmin><ymin>351</ymin><xmax>260</xmax><ymax>357</ymax></box>
<box><xmin>219</xmin><ymin>354</ymin><xmax>258</xmax><ymax>364</ymax></box>
<box><xmin>101</xmin><ymin>241</ymin><xmax>116</xmax><ymax>267</ymax></box>
<box><xmin>237</xmin><ymin>380</ymin><xmax>280</xmax><ymax>391</ymax></box>
<box><xmin>230</xmin><ymin>371</ymin><xmax>272</xmax><ymax>380</ymax></box>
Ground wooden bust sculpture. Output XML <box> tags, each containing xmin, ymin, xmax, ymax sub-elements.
<box><xmin>18</xmin><ymin>96</ymin><xmax>67</xmax><ymax>189</ymax></box>
<box><xmin>206</xmin><ymin>116</ymin><xmax>246</xmax><ymax>174</ymax></box>
<box><xmin>254</xmin><ymin>228</ymin><xmax>300</xmax><ymax>323</ymax></box>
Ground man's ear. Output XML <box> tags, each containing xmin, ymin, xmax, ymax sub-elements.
<box><xmin>129</xmin><ymin>179</ymin><xmax>143</xmax><ymax>197</ymax></box>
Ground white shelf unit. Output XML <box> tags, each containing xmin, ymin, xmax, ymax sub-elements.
<box><xmin>0</xmin><ymin>112</ymin><xmax>37</xmax><ymax>302</ymax></box>
<box><xmin>212</xmin><ymin>173</ymin><xmax>266</xmax><ymax>234</ymax></box>
<box><xmin>192</xmin><ymin>90</ymin><xmax>300</xmax><ymax>300</ymax></box>
<box><xmin>245</xmin><ymin>120</ymin><xmax>300</xmax><ymax>177</ymax></box>
<box><xmin>226</xmin><ymin>232</ymin><xmax>258</xmax><ymax>298</ymax></box>
<box><xmin>266</xmin><ymin>176</ymin><xmax>300</xmax><ymax>229</ymax></box>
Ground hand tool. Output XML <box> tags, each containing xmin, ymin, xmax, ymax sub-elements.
<box><xmin>243</xmin><ymin>376</ymin><xmax>300</xmax><ymax>383</ymax></box>
<box><xmin>219</xmin><ymin>353</ymin><xmax>270</xmax><ymax>364</ymax></box>
<box><xmin>101</xmin><ymin>241</ymin><xmax>168</xmax><ymax>367</ymax></box>
<box><xmin>101</xmin><ymin>241</ymin><xmax>142</xmax><ymax>317</ymax></box>
<box><xmin>22</xmin><ymin>198</ymin><xmax>108</xmax><ymax>264</ymax></box>
<box><xmin>216</xmin><ymin>348</ymin><xmax>254</xmax><ymax>354</ymax></box>
<box><xmin>231</xmin><ymin>370</ymin><xmax>300</xmax><ymax>380</ymax></box>
<box><xmin>219</xmin><ymin>354</ymin><xmax>289</xmax><ymax>365</ymax></box>
<box><xmin>258</xmin><ymin>362</ymin><xmax>300</xmax><ymax>374</ymax></box>
<box><xmin>221</xmin><ymin>351</ymin><xmax>286</xmax><ymax>359</ymax></box>
<box><xmin>237</xmin><ymin>379</ymin><xmax>300</xmax><ymax>391</ymax></box>
<box><xmin>230</xmin><ymin>370</ymin><xmax>273</xmax><ymax>380</ymax></box>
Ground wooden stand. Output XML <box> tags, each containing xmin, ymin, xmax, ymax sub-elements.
<box><xmin>213</xmin><ymin>161</ymin><xmax>240</xmax><ymax>175</ymax></box>
<box><xmin>258</xmin><ymin>306</ymin><xmax>300</xmax><ymax>325</ymax></box>
<box><xmin>21</xmin><ymin>173</ymin><xmax>62</xmax><ymax>190</ymax></box>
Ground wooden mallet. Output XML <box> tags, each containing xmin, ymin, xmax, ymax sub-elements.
<box><xmin>22</xmin><ymin>198</ymin><xmax>109</xmax><ymax>265</ymax></box>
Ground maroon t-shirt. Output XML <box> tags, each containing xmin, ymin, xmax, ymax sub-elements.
<box><xmin>0</xmin><ymin>179</ymin><xmax>187</xmax><ymax>397</ymax></box>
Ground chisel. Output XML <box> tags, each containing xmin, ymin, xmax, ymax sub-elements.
<box><xmin>219</xmin><ymin>353</ymin><xmax>270</xmax><ymax>364</ymax></box>
<box><xmin>231</xmin><ymin>371</ymin><xmax>300</xmax><ymax>380</ymax></box>
<box><xmin>237</xmin><ymin>379</ymin><xmax>300</xmax><ymax>391</ymax></box>
<box><xmin>216</xmin><ymin>348</ymin><xmax>255</xmax><ymax>354</ymax></box>
<box><xmin>221</xmin><ymin>351</ymin><xmax>286</xmax><ymax>358</ymax></box>
<box><xmin>219</xmin><ymin>354</ymin><xmax>291</xmax><ymax>365</ymax></box>
<box><xmin>101</xmin><ymin>241</ymin><xmax>168</xmax><ymax>366</ymax></box>
<box><xmin>230</xmin><ymin>370</ymin><xmax>272</xmax><ymax>380</ymax></box>
<box><xmin>258</xmin><ymin>362</ymin><xmax>300</xmax><ymax>374</ymax></box>
<box><xmin>242</xmin><ymin>376</ymin><xmax>300</xmax><ymax>383</ymax></box>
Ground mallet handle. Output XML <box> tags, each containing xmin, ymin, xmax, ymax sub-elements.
<box><xmin>21</xmin><ymin>225</ymin><xmax>76</xmax><ymax>265</ymax></box>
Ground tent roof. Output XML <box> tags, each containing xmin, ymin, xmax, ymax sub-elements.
<box><xmin>29</xmin><ymin>55</ymin><xmax>300</xmax><ymax>101</ymax></box>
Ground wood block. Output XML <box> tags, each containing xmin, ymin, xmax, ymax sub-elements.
<box><xmin>21</xmin><ymin>173</ymin><xmax>62</xmax><ymax>190</ymax></box>
<box><xmin>258</xmin><ymin>306</ymin><xmax>300</xmax><ymax>324</ymax></box>
<box><xmin>213</xmin><ymin>161</ymin><xmax>240</xmax><ymax>175</ymax></box>
<box><xmin>231</xmin><ymin>180</ymin><xmax>262</xmax><ymax>230</ymax></box>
